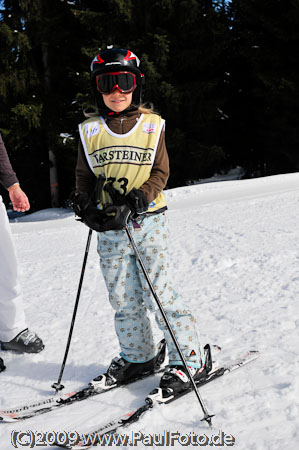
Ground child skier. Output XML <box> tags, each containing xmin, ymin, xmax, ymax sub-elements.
<box><xmin>74</xmin><ymin>47</ymin><xmax>210</xmax><ymax>398</ymax></box>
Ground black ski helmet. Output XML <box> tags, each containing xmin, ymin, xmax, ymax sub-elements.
<box><xmin>90</xmin><ymin>48</ymin><xmax>144</xmax><ymax>114</ymax></box>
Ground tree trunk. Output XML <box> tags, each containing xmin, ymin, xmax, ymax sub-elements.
<box><xmin>41</xmin><ymin>40</ymin><xmax>60</xmax><ymax>207</ymax></box>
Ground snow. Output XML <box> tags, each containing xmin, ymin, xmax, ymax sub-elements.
<box><xmin>1</xmin><ymin>172</ymin><xmax>299</xmax><ymax>449</ymax></box>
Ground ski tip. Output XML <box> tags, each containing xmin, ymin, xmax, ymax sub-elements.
<box><xmin>212</xmin><ymin>344</ymin><xmax>222</xmax><ymax>352</ymax></box>
<box><xmin>0</xmin><ymin>414</ymin><xmax>18</xmax><ymax>423</ymax></box>
<box><xmin>247</xmin><ymin>350</ymin><xmax>260</xmax><ymax>357</ymax></box>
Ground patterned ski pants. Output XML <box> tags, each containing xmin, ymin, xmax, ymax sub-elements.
<box><xmin>97</xmin><ymin>213</ymin><xmax>204</xmax><ymax>368</ymax></box>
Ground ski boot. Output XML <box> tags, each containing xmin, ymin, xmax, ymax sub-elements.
<box><xmin>146</xmin><ymin>344</ymin><xmax>213</xmax><ymax>403</ymax></box>
<box><xmin>1</xmin><ymin>329</ymin><xmax>44</xmax><ymax>354</ymax></box>
<box><xmin>0</xmin><ymin>357</ymin><xmax>6</xmax><ymax>372</ymax></box>
<box><xmin>90</xmin><ymin>339</ymin><xmax>167</xmax><ymax>392</ymax></box>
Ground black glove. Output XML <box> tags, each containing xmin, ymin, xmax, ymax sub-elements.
<box><xmin>125</xmin><ymin>188</ymin><xmax>149</xmax><ymax>214</ymax></box>
<box><xmin>72</xmin><ymin>193</ymin><xmax>131</xmax><ymax>232</ymax></box>
<box><xmin>72</xmin><ymin>192</ymin><xmax>108</xmax><ymax>232</ymax></box>
<box><xmin>98</xmin><ymin>204</ymin><xmax>132</xmax><ymax>231</ymax></box>
<box><xmin>104</xmin><ymin>183</ymin><xmax>126</xmax><ymax>206</ymax></box>
<box><xmin>72</xmin><ymin>192</ymin><xmax>90</xmax><ymax>217</ymax></box>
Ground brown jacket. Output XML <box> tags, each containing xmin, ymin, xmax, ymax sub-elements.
<box><xmin>75</xmin><ymin>110</ymin><xmax>169</xmax><ymax>203</ymax></box>
<box><xmin>0</xmin><ymin>134</ymin><xmax>19</xmax><ymax>189</ymax></box>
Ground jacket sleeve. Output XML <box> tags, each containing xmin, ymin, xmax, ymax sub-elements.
<box><xmin>139</xmin><ymin>129</ymin><xmax>170</xmax><ymax>203</ymax></box>
<box><xmin>0</xmin><ymin>134</ymin><xmax>19</xmax><ymax>189</ymax></box>
<box><xmin>75</xmin><ymin>139</ymin><xmax>97</xmax><ymax>194</ymax></box>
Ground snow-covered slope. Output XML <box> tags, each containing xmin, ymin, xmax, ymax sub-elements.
<box><xmin>1</xmin><ymin>173</ymin><xmax>299</xmax><ymax>449</ymax></box>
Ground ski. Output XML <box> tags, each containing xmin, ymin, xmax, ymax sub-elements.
<box><xmin>0</xmin><ymin>340</ymin><xmax>167</xmax><ymax>422</ymax></box>
<box><xmin>56</xmin><ymin>349</ymin><xmax>259</xmax><ymax>449</ymax></box>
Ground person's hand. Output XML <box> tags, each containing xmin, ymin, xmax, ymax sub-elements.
<box><xmin>99</xmin><ymin>204</ymin><xmax>131</xmax><ymax>231</ymax></box>
<box><xmin>8</xmin><ymin>185</ymin><xmax>30</xmax><ymax>212</ymax></box>
<box><xmin>72</xmin><ymin>192</ymin><xmax>131</xmax><ymax>232</ymax></box>
<box><xmin>126</xmin><ymin>188</ymin><xmax>148</xmax><ymax>214</ymax></box>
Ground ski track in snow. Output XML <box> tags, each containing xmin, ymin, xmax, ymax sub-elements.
<box><xmin>1</xmin><ymin>173</ymin><xmax>299</xmax><ymax>449</ymax></box>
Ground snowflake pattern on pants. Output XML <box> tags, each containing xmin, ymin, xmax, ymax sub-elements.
<box><xmin>97</xmin><ymin>213</ymin><xmax>204</xmax><ymax>368</ymax></box>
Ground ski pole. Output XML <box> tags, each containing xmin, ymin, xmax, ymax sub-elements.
<box><xmin>52</xmin><ymin>228</ymin><xmax>93</xmax><ymax>393</ymax></box>
<box><xmin>125</xmin><ymin>224</ymin><xmax>214</xmax><ymax>427</ymax></box>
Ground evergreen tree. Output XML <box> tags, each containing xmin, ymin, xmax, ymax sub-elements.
<box><xmin>224</xmin><ymin>0</ymin><xmax>299</xmax><ymax>176</ymax></box>
<box><xmin>0</xmin><ymin>0</ymin><xmax>84</xmax><ymax>209</ymax></box>
<box><xmin>162</xmin><ymin>0</ymin><xmax>231</xmax><ymax>186</ymax></box>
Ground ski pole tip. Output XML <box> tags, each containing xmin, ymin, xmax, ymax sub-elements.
<box><xmin>201</xmin><ymin>413</ymin><xmax>215</xmax><ymax>428</ymax></box>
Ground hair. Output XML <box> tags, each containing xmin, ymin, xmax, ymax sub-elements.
<box><xmin>83</xmin><ymin>107</ymin><xmax>99</xmax><ymax>118</ymax></box>
<box><xmin>137</xmin><ymin>103</ymin><xmax>157</xmax><ymax>115</ymax></box>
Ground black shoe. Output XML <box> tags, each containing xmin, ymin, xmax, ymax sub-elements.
<box><xmin>90</xmin><ymin>339</ymin><xmax>166</xmax><ymax>389</ymax></box>
<box><xmin>0</xmin><ymin>357</ymin><xmax>5</xmax><ymax>372</ymax></box>
<box><xmin>159</xmin><ymin>344</ymin><xmax>212</xmax><ymax>396</ymax></box>
<box><xmin>1</xmin><ymin>329</ymin><xmax>44</xmax><ymax>354</ymax></box>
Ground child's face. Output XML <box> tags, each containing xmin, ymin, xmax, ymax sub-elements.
<box><xmin>102</xmin><ymin>90</ymin><xmax>133</xmax><ymax>113</ymax></box>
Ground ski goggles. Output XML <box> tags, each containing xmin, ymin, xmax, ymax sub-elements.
<box><xmin>96</xmin><ymin>71</ymin><xmax>137</xmax><ymax>94</ymax></box>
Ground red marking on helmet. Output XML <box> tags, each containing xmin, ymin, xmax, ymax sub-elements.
<box><xmin>94</xmin><ymin>54</ymin><xmax>105</xmax><ymax>64</ymax></box>
<box><xmin>124</xmin><ymin>50</ymin><xmax>136</xmax><ymax>62</ymax></box>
